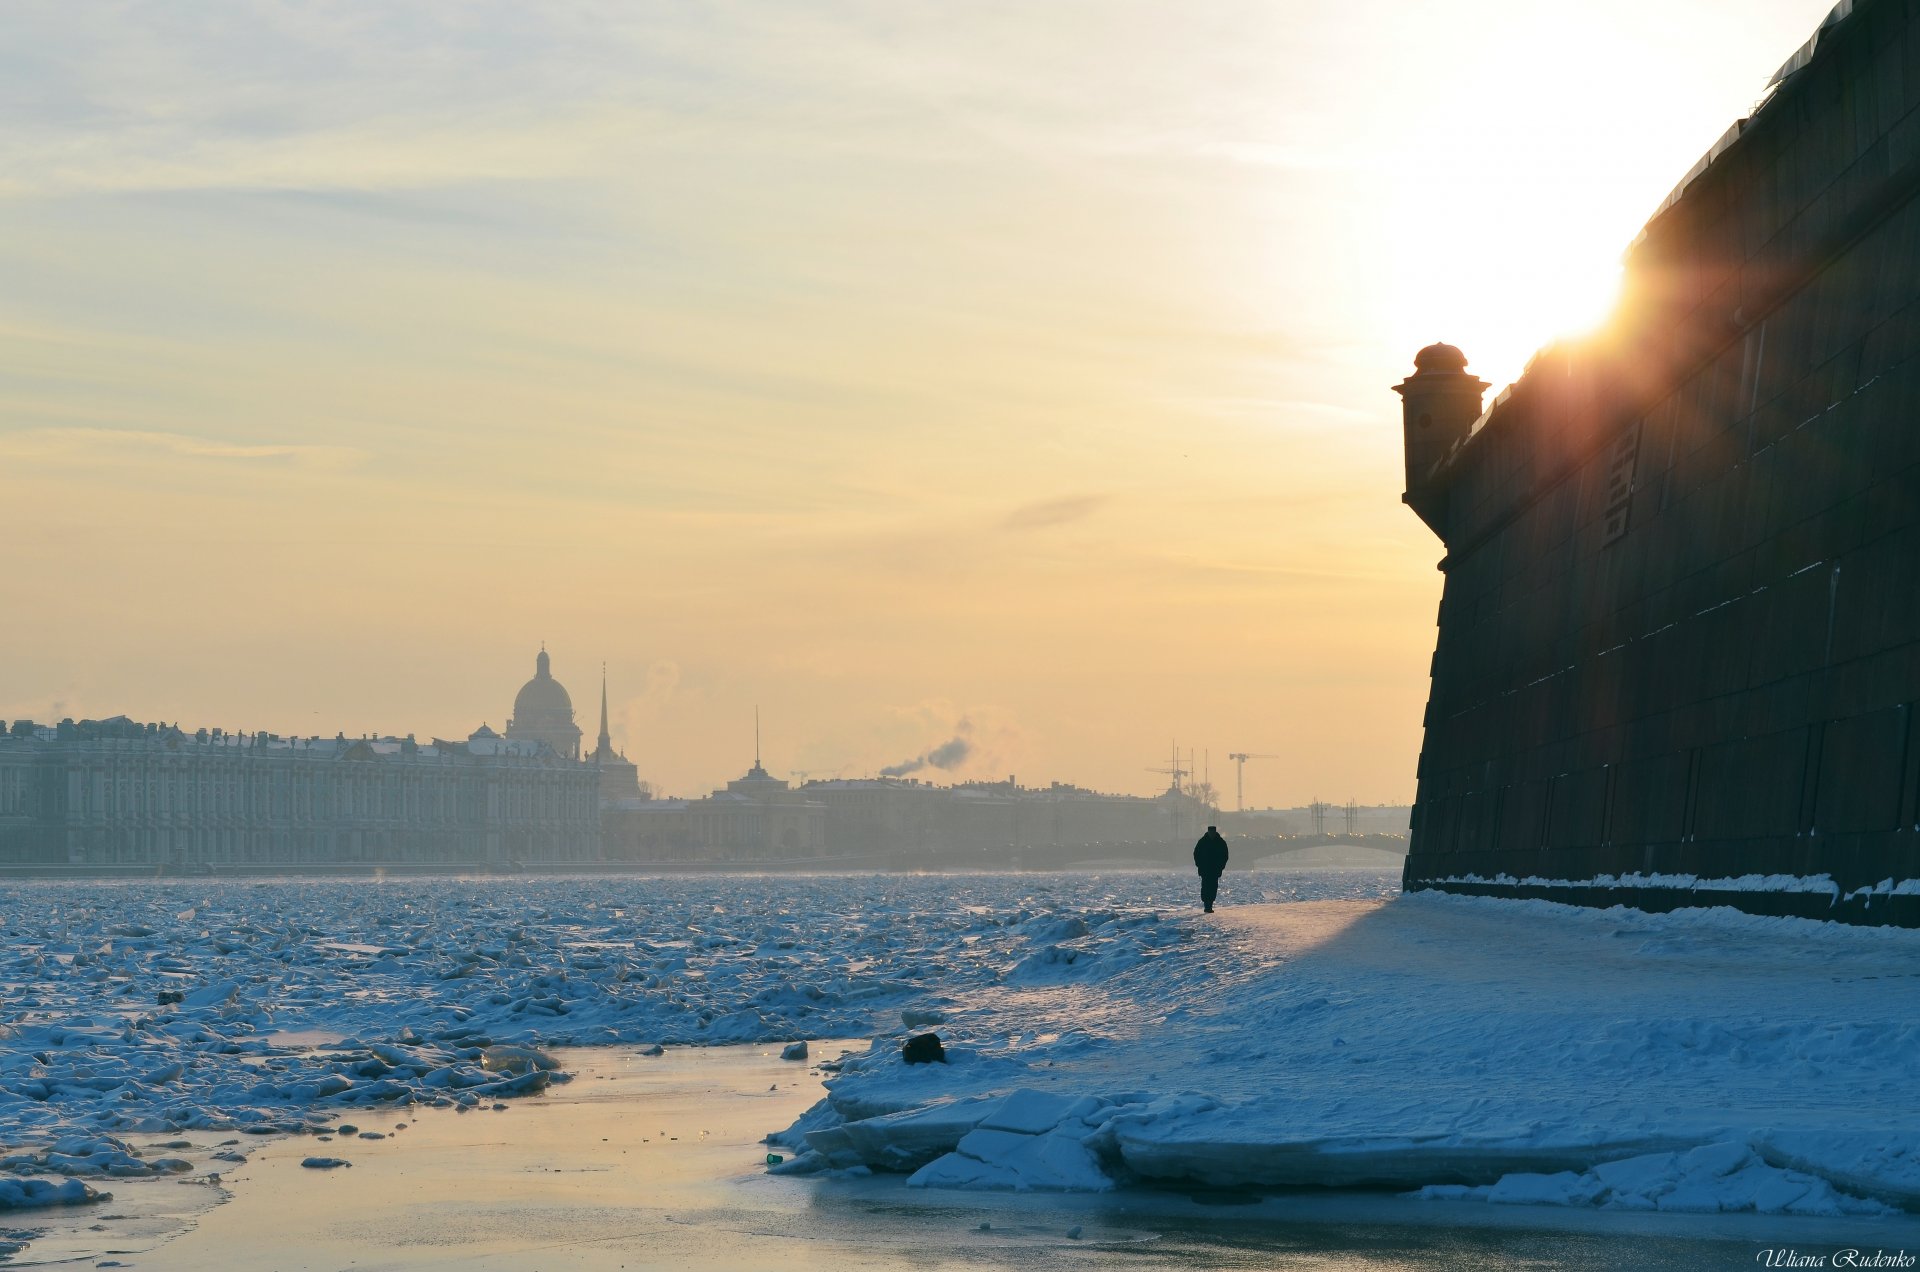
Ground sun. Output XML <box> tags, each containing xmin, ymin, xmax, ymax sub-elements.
<box><xmin>1380</xmin><ymin>164</ymin><xmax>1636</xmax><ymax>395</ymax></box>
<box><xmin>1364</xmin><ymin>4</ymin><xmax>1721</xmax><ymax>393</ymax></box>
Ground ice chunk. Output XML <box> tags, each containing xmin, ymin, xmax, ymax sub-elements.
<box><xmin>812</xmin><ymin>1096</ymin><xmax>1004</xmax><ymax>1172</ymax></box>
<box><xmin>480</xmin><ymin>1045</ymin><xmax>559</xmax><ymax>1075</ymax></box>
<box><xmin>910</xmin><ymin>1125</ymin><xmax>1115</xmax><ymax>1192</ymax></box>
<box><xmin>0</xmin><ymin>1177</ymin><xmax>109</xmax><ymax>1210</ymax></box>
<box><xmin>182</xmin><ymin>981</ymin><xmax>239</xmax><ymax>1009</ymax></box>
<box><xmin>1485</xmin><ymin>1170</ymin><xmax>1608</xmax><ymax>1207</ymax></box>
<box><xmin>978</xmin><ymin>1090</ymin><xmax>1102</xmax><ymax>1136</ymax></box>
<box><xmin>1754</xmin><ymin>1130</ymin><xmax>1920</xmax><ymax>1210</ymax></box>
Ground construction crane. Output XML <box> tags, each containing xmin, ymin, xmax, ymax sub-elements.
<box><xmin>1226</xmin><ymin>752</ymin><xmax>1278</xmax><ymax>811</ymax></box>
<box><xmin>1144</xmin><ymin>741</ymin><xmax>1189</xmax><ymax>795</ymax></box>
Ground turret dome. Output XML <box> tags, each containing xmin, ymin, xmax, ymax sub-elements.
<box><xmin>1413</xmin><ymin>342</ymin><xmax>1470</xmax><ymax>373</ymax></box>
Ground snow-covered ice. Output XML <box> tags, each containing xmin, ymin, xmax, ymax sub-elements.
<box><xmin>1413</xmin><ymin>1140</ymin><xmax>1889</xmax><ymax>1216</ymax></box>
<box><xmin>3</xmin><ymin>869</ymin><xmax>1912</xmax><ymax>1225</ymax></box>
<box><xmin>0</xmin><ymin>872</ymin><xmax>1383</xmax><ymax>1181</ymax></box>
<box><xmin>769</xmin><ymin>884</ymin><xmax>1920</xmax><ymax>1217</ymax></box>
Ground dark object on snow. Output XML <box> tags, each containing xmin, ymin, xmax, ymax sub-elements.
<box><xmin>1193</xmin><ymin>826</ymin><xmax>1229</xmax><ymax>912</ymax></box>
<box><xmin>902</xmin><ymin>1032</ymin><xmax>947</xmax><ymax>1064</ymax></box>
<box><xmin>156</xmin><ymin>989</ymin><xmax>185</xmax><ymax>1006</ymax></box>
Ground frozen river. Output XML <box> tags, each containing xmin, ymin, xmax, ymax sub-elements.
<box><xmin>1</xmin><ymin>870</ymin><xmax>1916</xmax><ymax>1267</ymax></box>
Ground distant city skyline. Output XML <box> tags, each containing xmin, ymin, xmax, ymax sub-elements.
<box><xmin>1</xmin><ymin>648</ymin><xmax>1408</xmax><ymax>809</ymax></box>
<box><xmin>0</xmin><ymin>1</ymin><xmax>1839</xmax><ymax>806</ymax></box>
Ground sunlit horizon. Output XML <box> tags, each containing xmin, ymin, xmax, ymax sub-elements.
<box><xmin>1</xmin><ymin>0</ymin><xmax>1839</xmax><ymax>805</ymax></box>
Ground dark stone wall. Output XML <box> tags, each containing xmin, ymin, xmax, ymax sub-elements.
<box><xmin>1404</xmin><ymin>0</ymin><xmax>1920</xmax><ymax>920</ymax></box>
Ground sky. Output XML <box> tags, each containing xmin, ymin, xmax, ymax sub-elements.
<box><xmin>2</xmin><ymin>0</ymin><xmax>1839</xmax><ymax>805</ymax></box>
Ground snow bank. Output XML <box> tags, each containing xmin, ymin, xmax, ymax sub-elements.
<box><xmin>773</xmin><ymin>888</ymin><xmax>1920</xmax><ymax>1216</ymax></box>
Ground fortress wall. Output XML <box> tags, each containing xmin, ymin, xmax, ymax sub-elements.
<box><xmin>1405</xmin><ymin>0</ymin><xmax>1920</xmax><ymax>917</ymax></box>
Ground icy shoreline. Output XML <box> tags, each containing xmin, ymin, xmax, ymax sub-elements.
<box><xmin>771</xmin><ymin>892</ymin><xmax>1920</xmax><ymax>1217</ymax></box>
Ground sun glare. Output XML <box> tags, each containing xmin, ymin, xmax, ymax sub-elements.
<box><xmin>1381</xmin><ymin>181</ymin><xmax>1631</xmax><ymax>394</ymax></box>
<box><xmin>1367</xmin><ymin>3</ymin><xmax>1693</xmax><ymax>391</ymax></box>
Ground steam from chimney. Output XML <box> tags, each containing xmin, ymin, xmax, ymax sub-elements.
<box><xmin>880</xmin><ymin>730</ymin><xmax>973</xmax><ymax>778</ymax></box>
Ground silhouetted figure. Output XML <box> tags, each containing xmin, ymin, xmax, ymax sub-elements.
<box><xmin>1193</xmin><ymin>825</ymin><xmax>1229</xmax><ymax>912</ymax></box>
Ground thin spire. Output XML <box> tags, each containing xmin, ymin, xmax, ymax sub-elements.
<box><xmin>597</xmin><ymin>662</ymin><xmax>611</xmax><ymax>756</ymax></box>
<box><xmin>754</xmin><ymin>706</ymin><xmax>761</xmax><ymax>769</ymax></box>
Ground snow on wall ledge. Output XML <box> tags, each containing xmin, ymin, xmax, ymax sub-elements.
<box><xmin>772</xmin><ymin>889</ymin><xmax>1920</xmax><ymax>1216</ymax></box>
<box><xmin>1408</xmin><ymin>871</ymin><xmax>1920</xmax><ymax>927</ymax></box>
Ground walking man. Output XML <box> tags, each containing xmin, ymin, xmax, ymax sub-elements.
<box><xmin>1193</xmin><ymin>824</ymin><xmax>1229</xmax><ymax>912</ymax></box>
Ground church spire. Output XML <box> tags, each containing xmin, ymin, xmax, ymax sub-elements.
<box><xmin>596</xmin><ymin>663</ymin><xmax>612</xmax><ymax>758</ymax></box>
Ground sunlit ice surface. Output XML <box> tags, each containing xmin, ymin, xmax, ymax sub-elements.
<box><xmin>111</xmin><ymin>1040</ymin><xmax>1914</xmax><ymax>1272</ymax></box>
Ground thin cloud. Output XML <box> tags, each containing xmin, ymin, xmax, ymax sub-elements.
<box><xmin>1001</xmin><ymin>494</ymin><xmax>1108</xmax><ymax>532</ymax></box>
<box><xmin>0</xmin><ymin>427</ymin><xmax>365</xmax><ymax>470</ymax></box>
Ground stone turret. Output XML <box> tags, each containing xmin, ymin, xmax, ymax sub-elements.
<box><xmin>1393</xmin><ymin>343</ymin><xmax>1489</xmax><ymax>498</ymax></box>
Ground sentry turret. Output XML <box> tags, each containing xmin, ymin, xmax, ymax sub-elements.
<box><xmin>1393</xmin><ymin>343</ymin><xmax>1489</xmax><ymax>499</ymax></box>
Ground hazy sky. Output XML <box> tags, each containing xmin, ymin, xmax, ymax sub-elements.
<box><xmin>3</xmin><ymin>0</ymin><xmax>1836</xmax><ymax>804</ymax></box>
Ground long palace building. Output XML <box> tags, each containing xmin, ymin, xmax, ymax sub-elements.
<box><xmin>0</xmin><ymin>649</ymin><xmax>620</xmax><ymax>870</ymax></box>
<box><xmin>1397</xmin><ymin>0</ymin><xmax>1920</xmax><ymax>924</ymax></box>
<box><xmin>0</xmin><ymin>718</ymin><xmax>601</xmax><ymax>869</ymax></box>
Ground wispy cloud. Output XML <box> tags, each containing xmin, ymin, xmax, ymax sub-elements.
<box><xmin>0</xmin><ymin>427</ymin><xmax>365</xmax><ymax>470</ymax></box>
<box><xmin>1001</xmin><ymin>494</ymin><xmax>1108</xmax><ymax>531</ymax></box>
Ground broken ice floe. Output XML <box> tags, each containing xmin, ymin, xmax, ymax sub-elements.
<box><xmin>1</xmin><ymin>872</ymin><xmax>1366</xmax><ymax>1171</ymax></box>
<box><xmin>1413</xmin><ymin>1140</ymin><xmax>1893</xmax><ymax>1217</ymax></box>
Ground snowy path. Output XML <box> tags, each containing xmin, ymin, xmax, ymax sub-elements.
<box><xmin>779</xmin><ymin>892</ymin><xmax>1920</xmax><ymax>1216</ymax></box>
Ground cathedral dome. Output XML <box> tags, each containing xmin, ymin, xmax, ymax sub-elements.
<box><xmin>513</xmin><ymin>649</ymin><xmax>574</xmax><ymax>720</ymax></box>
<box><xmin>507</xmin><ymin>647</ymin><xmax>583</xmax><ymax>760</ymax></box>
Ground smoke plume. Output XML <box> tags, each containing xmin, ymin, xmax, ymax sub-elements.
<box><xmin>880</xmin><ymin>733</ymin><xmax>972</xmax><ymax>778</ymax></box>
